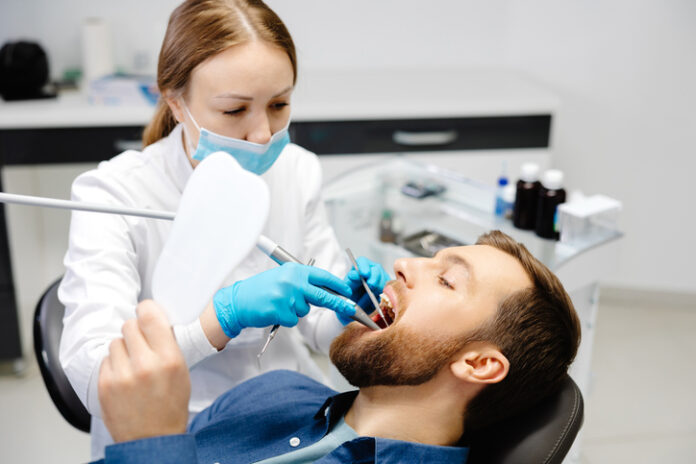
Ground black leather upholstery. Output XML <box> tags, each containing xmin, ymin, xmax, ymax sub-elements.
<box><xmin>33</xmin><ymin>278</ymin><xmax>91</xmax><ymax>433</ymax></box>
<box><xmin>464</xmin><ymin>375</ymin><xmax>583</xmax><ymax>464</ymax></box>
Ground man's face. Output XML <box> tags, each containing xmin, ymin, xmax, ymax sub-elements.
<box><xmin>330</xmin><ymin>245</ymin><xmax>532</xmax><ymax>387</ymax></box>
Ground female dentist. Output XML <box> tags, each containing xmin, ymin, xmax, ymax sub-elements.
<box><xmin>58</xmin><ymin>0</ymin><xmax>388</xmax><ymax>459</ymax></box>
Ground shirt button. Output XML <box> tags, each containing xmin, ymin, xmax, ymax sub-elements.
<box><xmin>289</xmin><ymin>437</ymin><xmax>301</xmax><ymax>447</ymax></box>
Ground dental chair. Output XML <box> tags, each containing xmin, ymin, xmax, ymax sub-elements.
<box><xmin>33</xmin><ymin>278</ymin><xmax>91</xmax><ymax>433</ymax></box>
<box><xmin>33</xmin><ymin>277</ymin><xmax>583</xmax><ymax>462</ymax></box>
<box><xmin>463</xmin><ymin>374</ymin><xmax>584</xmax><ymax>464</ymax></box>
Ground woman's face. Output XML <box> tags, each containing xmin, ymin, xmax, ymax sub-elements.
<box><xmin>169</xmin><ymin>41</ymin><xmax>294</xmax><ymax>160</ymax></box>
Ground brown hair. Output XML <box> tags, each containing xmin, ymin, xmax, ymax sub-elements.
<box><xmin>464</xmin><ymin>230</ymin><xmax>581</xmax><ymax>431</ymax></box>
<box><xmin>142</xmin><ymin>0</ymin><xmax>297</xmax><ymax>146</ymax></box>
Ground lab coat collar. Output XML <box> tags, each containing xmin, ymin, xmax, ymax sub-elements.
<box><xmin>166</xmin><ymin>124</ymin><xmax>194</xmax><ymax>194</ymax></box>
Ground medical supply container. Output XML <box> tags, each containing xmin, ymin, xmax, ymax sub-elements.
<box><xmin>512</xmin><ymin>162</ymin><xmax>541</xmax><ymax>230</ymax></box>
<box><xmin>558</xmin><ymin>195</ymin><xmax>622</xmax><ymax>247</ymax></box>
<box><xmin>535</xmin><ymin>169</ymin><xmax>566</xmax><ymax>240</ymax></box>
<box><xmin>494</xmin><ymin>173</ymin><xmax>509</xmax><ymax>218</ymax></box>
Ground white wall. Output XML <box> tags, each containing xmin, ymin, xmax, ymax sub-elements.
<box><xmin>0</xmin><ymin>0</ymin><xmax>180</xmax><ymax>78</ymax></box>
<box><xmin>503</xmin><ymin>0</ymin><xmax>696</xmax><ymax>293</ymax></box>
<box><xmin>1</xmin><ymin>0</ymin><xmax>694</xmax><ymax>296</ymax></box>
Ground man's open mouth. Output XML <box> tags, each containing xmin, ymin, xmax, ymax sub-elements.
<box><xmin>372</xmin><ymin>292</ymin><xmax>396</xmax><ymax>329</ymax></box>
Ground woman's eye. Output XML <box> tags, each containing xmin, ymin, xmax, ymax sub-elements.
<box><xmin>438</xmin><ymin>275</ymin><xmax>454</xmax><ymax>289</ymax></box>
<box><xmin>224</xmin><ymin>108</ymin><xmax>245</xmax><ymax>116</ymax></box>
<box><xmin>271</xmin><ymin>102</ymin><xmax>289</xmax><ymax>110</ymax></box>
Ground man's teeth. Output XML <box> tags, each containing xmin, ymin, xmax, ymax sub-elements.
<box><xmin>379</xmin><ymin>293</ymin><xmax>393</xmax><ymax>309</ymax></box>
<box><xmin>379</xmin><ymin>293</ymin><xmax>395</xmax><ymax>323</ymax></box>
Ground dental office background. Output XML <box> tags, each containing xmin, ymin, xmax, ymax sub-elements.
<box><xmin>0</xmin><ymin>0</ymin><xmax>694</xmax><ymax>459</ymax></box>
<box><xmin>1</xmin><ymin>0</ymin><xmax>694</xmax><ymax>355</ymax></box>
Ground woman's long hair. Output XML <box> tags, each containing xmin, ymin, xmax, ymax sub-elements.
<box><xmin>142</xmin><ymin>0</ymin><xmax>297</xmax><ymax>147</ymax></box>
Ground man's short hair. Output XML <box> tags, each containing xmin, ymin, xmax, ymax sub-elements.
<box><xmin>464</xmin><ymin>231</ymin><xmax>581</xmax><ymax>431</ymax></box>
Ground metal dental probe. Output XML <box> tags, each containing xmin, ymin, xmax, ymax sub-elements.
<box><xmin>345</xmin><ymin>248</ymin><xmax>388</xmax><ymax>326</ymax></box>
<box><xmin>256</xmin><ymin>236</ymin><xmax>380</xmax><ymax>331</ymax></box>
<box><xmin>257</xmin><ymin>257</ymin><xmax>314</xmax><ymax>363</ymax></box>
<box><xmin>254</xmin><ymin>236</ymin><xmax>380</xmax><ymax>361</ymax></box>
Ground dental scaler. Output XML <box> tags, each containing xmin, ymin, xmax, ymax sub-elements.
<box><xmin>256</xmin><ymin>236</ymin><xmax>380</xmax><ymax>330</ymax></box>
<box><xmin>255</xmin><ymin>236</ymin><xmax>380</xmax><ymax>363</ymax></box>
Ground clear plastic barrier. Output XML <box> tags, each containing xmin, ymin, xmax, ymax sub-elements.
<box><xmin>323</xmin><ymin>156</ymin><xmax>622</xmax><ymax>271</ymax></box>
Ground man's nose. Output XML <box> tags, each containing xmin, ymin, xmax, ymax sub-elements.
<box><xmin>393</xmin><ymin>257</ymin><xmax>418</xmax><ymax>288</ymax></box>
<box><xmin>245</xmin><ymin>115</ymin><xmax>272</xmax><ymax>144</ymax></box>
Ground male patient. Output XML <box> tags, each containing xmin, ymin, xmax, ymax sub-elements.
<box><xmin>94</xmin><ymin>230</ymin><xmax>580</xmax><ymax>463</ymax></box>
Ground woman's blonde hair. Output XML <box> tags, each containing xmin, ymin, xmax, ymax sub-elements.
<box><xmin>142</xmin><ymin>0</ymin><xmax>297</xmax><ymax>146</ymax></box>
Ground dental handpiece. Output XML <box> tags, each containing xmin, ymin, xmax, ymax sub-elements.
<box><xmin>256</xmin><ymin>236</ymin><xmax>380</xmax><ymax>331</ymax></box>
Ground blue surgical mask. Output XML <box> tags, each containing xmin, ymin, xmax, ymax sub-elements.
<box><xmin>182</xmin><ymin>103</ymin><xmax>290</xmax><ymax>175</ymax></box>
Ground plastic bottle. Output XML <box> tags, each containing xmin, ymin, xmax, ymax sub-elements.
<box><xmin>535</xmin><ymin>169</ymin><xmax>566</xmax><ymax>240</ymax></box>
<box><xmin>512</xmin><ymin>163</ymin><xmax>541</xmax><ymax>230</ymax></box>
<box><xmin>502</xmin><ymin>184</ymin><xmax>516</xmax><ymax>220</ymax></box>
<box><xmin>494</xmin><ymin>163</ymin><xmax>509</xmax><ymax>218</ymax></box>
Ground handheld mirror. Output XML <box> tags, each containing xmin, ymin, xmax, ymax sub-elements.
<box><xmin>152</xmin><ymin>152</ymin><xmax>270</xmax><ymax>325</ymax></box>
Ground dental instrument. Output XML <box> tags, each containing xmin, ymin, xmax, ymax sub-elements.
<box><xmin>345</xmin><ymin>248</ymin><xmax>388</xmax><ymax>326</ymax></box>
<box><xmin>256</xmin><ymin>236</ymin><xmax>380</xmax><ymax>330</ymax></box>
<box><xmin>257</xmin><ymin>257</ymin><xmax>314</xmax><ymax>364</ymax></box>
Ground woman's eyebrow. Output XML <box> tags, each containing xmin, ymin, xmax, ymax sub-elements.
<box><xmin>272</xmin><ymin>86</ymin><xmax>293</xmax><ymax>98</ymax></box>
<box><xmin>213</xmin><ymin>92</ymin><xmax>252</xmax><ymax>100</ymax></box>
<box><xmin>213</xmin><ymin>86</ymin><xmax>293</xmax><ymax>100</ymax></box>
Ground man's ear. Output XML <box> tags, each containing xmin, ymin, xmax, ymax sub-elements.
<box><xmin>450</xmin><ymin>343</ymin><xmax>509</xmax><ymax>385</ymax></box>
<box><xmin>164</xmin><ymin>91</ymin><xmax>186</xmax><ymax>124</ymax></box>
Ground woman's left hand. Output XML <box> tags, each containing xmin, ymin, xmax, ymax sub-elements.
<box><xmin>343</xmin><ymin>256</ymin><xmax>391</xmax><ymax>320</ymax></box>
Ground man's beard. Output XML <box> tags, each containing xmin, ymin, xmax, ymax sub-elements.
<box><xmin>329</xmin><ymin>317</ymin><xmax>470</xmax><ymax>388</ymax></box>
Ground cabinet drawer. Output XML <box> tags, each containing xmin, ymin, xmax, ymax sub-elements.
<box><xmin>290</xmin><ymin>115</ymin><xmax>551</xmax><ymax>155</ymax></box>
<box><xmin>0</xmin><ymin>114</ymin><xmax>551</xmax><ymax>164</ymax></box>
<box><xmin>0</xmin><ymin>126</ymin><xmax>144</xmax><ymax>165</ymax></box>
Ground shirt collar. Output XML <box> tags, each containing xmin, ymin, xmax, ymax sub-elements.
<box><xmin>313</xmin><ymin>390</ymin><xmax>469</xmax><ymax>462</ymax></box>
<box><xmin>314</xmin><ymin>390</ymin><xmax>359</xmax><ymax>430</ymax></box>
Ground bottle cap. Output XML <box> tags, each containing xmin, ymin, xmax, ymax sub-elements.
<box><xmin>541</xmin><ymin>169</ymin><xmax>564</xmax><ymax>190</ymax></box>
<box><xmin>519</xmin><ymin>163</ymin><xmax>540</xmax><ymax>182</ymax></box>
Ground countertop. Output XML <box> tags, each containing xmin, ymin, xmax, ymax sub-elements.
<box><xmin>0</xmin><ymin>68</ymin><xmax>559</xmax><ymax>129</ymax></box>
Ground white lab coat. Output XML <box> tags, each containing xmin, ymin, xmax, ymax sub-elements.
<box><xmin>58</xmin><ymin>124</ymin><xmax>349</xmax><ymax>458</ymax></box>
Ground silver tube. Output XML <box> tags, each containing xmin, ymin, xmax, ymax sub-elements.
<box><xmin>0</xmin><ymin>192</ymin><xmax>175</xmax><ymax>221</ymax></box>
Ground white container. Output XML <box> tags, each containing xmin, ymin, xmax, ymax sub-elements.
<box><xmin>558</xmin><ymin>195</ymin><xmax>622</xmax><ymax>246</ymax></box>
<box><xmin>81</xmin><ymin>18</ymin><xmax>115</xmax><ymax>86</ymax></box>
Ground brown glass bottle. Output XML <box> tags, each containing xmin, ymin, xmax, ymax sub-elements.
<box><xmin>535</xmin><ymin>169</ymin><xmax>566</xmax><ymax>240</ymax></box>
<box><xmin>513</xmin><ymin>163</ymin><xmax>541</xmax><ymax>230</ymax></box>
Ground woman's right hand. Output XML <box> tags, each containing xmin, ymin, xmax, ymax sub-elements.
<box><xmin>212</xmin><ymin>263</ymin><xmax>355</xmax><ymax>338</ymax></box>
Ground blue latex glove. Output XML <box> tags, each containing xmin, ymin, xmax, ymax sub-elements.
<box><xmin>339</xmin><ymin>256</ymin><xmax>391</xmax><ymax>325</ymax></box>
<box><xmin>213</xmin><ymin>262</ymin><xmax>356</xmax><ymax>338</ymax></box>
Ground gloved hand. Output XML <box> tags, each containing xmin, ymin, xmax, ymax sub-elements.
<box><xmin>213</xmin><ymin>262</ymin><xmax>356</xmax><ymax>338</ymax></box>
<box><xmin>340</xmin><ymin>256</ymin><xmax>391</xmax><ymax>325</ymax></box>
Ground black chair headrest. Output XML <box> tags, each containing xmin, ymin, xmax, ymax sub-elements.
<box><xmin>463</xmin><ymin>375</ymin><xmax>583</xmax><ymax>464</ymax></box>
